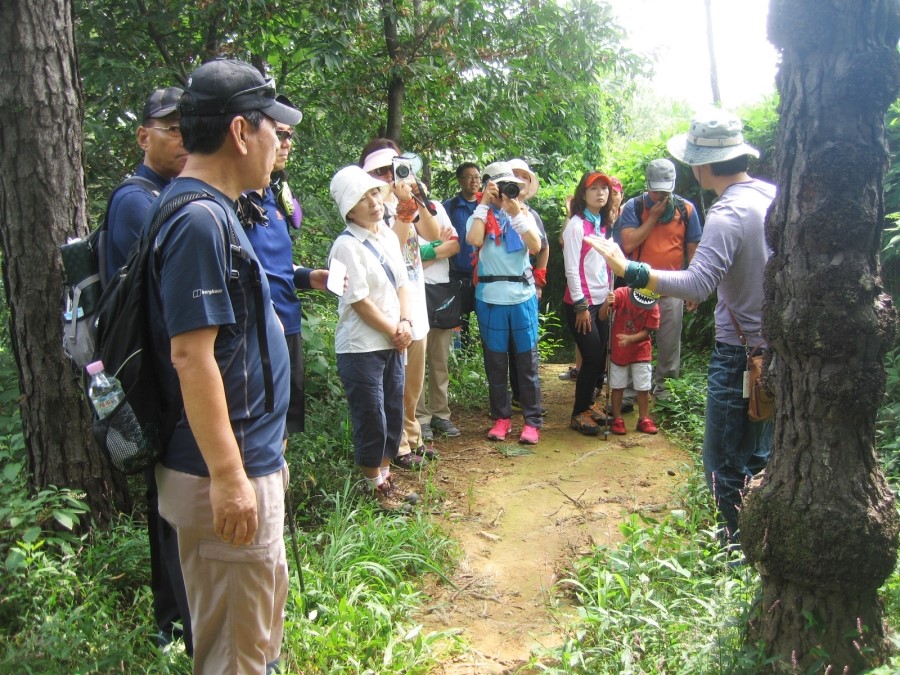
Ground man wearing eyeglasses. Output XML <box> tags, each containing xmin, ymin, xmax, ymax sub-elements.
<box><xmin>241</xmin><ymin>94</ymin><xmax>328</xmax><ymax>437</ymax></box>
<box><xmin>146</xmin><ymin>59</ymin><xmax>300</xmax><ymax>675</ymax></box>
<box><xmin>104</xmin><ymin>87</ymin><xmax>187</xmax><ymax>282</ymax></box>
<box><xmin>102</xmin><ymin>86</ymin><xmax>193</xmax><ymax>656</ymax></box>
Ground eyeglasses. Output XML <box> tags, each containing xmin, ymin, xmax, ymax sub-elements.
<box><xmin>147</xmin><ymin>124</ymin><xmax>181</xmax><ymax>138</ymax></box>
<box><xmin>275</xmin><ymin>129</ymin><xmax>294</xmax><ymax>143</ymax></box>
<box><xmin>219</xmin><ymin>78</ymin><xmax>276</xmax><ymax>114</ymax></box>
<box><xmin>461</xmin><ymin>174</ymin><xmax>481</xmax><ymax>182</ymax></box>
<box><xmin>275</xmin><ymin>129</ymin><xmax>294</xmax><ymax>144</ymax></box>
<box><xmin>371</xmin><ymin>166</ymin><xmax>393</xmax><ymax>177</ymax></box>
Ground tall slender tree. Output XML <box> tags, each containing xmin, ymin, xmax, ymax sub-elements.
<box><xmin>0</xmin><ymin>0</ymin><xmax>128</xmax><ymax>518</ymax></box>
<box><xmin>741</xmin><ymin>0</ymin><xmax>900</xmax><ymax>671</ymax></box>
<box><xmin>704</xmin><ymin>0</ymin><xmax>721</xmax><ymax>105</ymax></box>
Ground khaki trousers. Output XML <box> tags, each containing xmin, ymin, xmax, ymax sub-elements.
<box><xmin>398</xmin><ymin>336</ymin><xmax>427</xmax><ymax>455</ymax></box>
<box><xmin>157</xmin><ymin>464</ymin><xmax>288</xmax><ymax>675</ymax></box>
<box><xmin>416</xmin><ymin>327</ymin><xmax>453</xmax><ymax>423</ymax></box>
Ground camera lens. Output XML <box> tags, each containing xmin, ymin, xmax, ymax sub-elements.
<box><xmin>395</xmin><ymin>164</ymin><xmax>410</xmax><ymax>179</ymax></box>
<box><xmin>498</xmin><ymin>182</ymin><xmax>520</xmax><ymax>199</ymax></box>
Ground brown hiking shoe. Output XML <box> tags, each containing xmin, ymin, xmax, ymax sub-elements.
<box><xmin>364</xmin><ymin>482</ymin><xmax>413</xmax><ymax>514</ymax></box>
<box><xmin>588</xmin><ymin>402</ymin><xmax>609</xmax><ymax>424</ymax></box>
<box><xmin>570</xmin><ymin>411</ymin><xmax>600</xmax><ymax>436</ymax></box>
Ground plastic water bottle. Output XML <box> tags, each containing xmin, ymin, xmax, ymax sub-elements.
<box><xmin>86</xmin><ymin>360</ymin><xmax>127</xmax><ymax>419</ymax></box>
<box><xmin>86</xmin><ymin>360</ymin><xmax>146</xmax><ymax>471</ymax></box>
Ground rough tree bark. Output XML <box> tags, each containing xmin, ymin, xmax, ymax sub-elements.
<box><xmin>382</xmin><ymin>0</ymin><xmax>406</xmax><ymax>144</ymax></box>
<box><xmin>741</xmin><ymin>0</ymin><xmax>900</xmax><ymax>671</ymax></box>
<box><xmin>0</xmin><ymin>0</ymin><xmax>129</xmax><ymax>520</ymax></box>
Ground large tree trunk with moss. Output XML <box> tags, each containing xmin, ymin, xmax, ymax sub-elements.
<box><xmin>740</xmin><ymin>0</ymin><xmax>900</xmax><ymax>671</ymax></box>
<box><xmin>0</xmin><ymin>0</ymin><xmax>129</xmax><ymax>520</ymax></box>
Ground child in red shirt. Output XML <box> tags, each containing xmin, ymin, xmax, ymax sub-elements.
<box><xmin>600</xmin><ymin>287</ymin><xmax>661</xmax><ymax>434</ymax></box>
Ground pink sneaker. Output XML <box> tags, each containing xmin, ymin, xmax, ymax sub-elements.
<box><xmin>487</xmin><ymin>418</ymin><xmax>512</xmax><ymax>441</ymax></box>
<box><xmin>519</xmin><ymin>425</ymin><xmax>540</xmax><ymax>445</ymax></box>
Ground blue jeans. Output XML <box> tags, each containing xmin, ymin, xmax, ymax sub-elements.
<box><xmin>337</xmin><ymin>349</ymin><xmax>405</xmax><ymax>468</ymax></box>
<box><xmin>703</xmin><ymin>342</ymin><xmax>772</xmax><ymax>543</ymax></box>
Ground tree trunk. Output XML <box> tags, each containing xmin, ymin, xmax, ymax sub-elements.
<box><xmin>381</xmin><ymin>0</ymin><xmax>405</xmax><ymax>145</ymax></box>
<box><xmin>704</xmin><ymin>0</ymin><xmax>721</xmax><ymax>106</ymax></box>
<box><xmin>741</xmin><ymin>0</ymin><xmax>900</xmax><ymax>671</ymax></box>
<box><xmin>0</xmin><ymin>0</ymin><xmax>129</xmax><ymax>520</ymax></box>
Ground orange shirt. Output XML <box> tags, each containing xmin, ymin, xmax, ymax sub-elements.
<box><xmin>632</xmin><ymin>204</ymin><xmax>691</xmax><ymax>271</ymax></box>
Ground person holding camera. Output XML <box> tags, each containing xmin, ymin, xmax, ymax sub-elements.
<box><xmin>467</xmin><ymin>161</ymin><xmax>544</xmax><ymax>445</ymax></box>
<box><xmin>614</xmin><ymin>159</ymin><xmax>702</xmax><ymax>401</ymax></box>
<box><xmin>360</xmin><ymin>140</ymin><xmax>441</xmax><ymax>467</ymax></box>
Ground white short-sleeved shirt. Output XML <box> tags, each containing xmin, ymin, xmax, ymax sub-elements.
<box><xmin>329</xmin><ymin>221</ymin><xmax>410</xmax><ymax>354</ymax></box>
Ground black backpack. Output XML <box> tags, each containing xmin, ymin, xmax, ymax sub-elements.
<box><xmin>92</xmin><ymin>189</ymin><xmax>276</xmax><ymax>473</ymax></box>
<box><xmin>60</xmin><ymin>175</ymin><xmax>159</xmax><ymax>368</ymax></box>
<box><xmin>91</xmin><ymin>189</ymin><xmax>212</xmax><ymax>471</ymax></box>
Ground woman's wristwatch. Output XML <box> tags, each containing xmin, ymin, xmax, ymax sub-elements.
<box><xmin>399</xmin><ymin>317</ymin><xmax>413</xmax><ymax>328</ymax></box>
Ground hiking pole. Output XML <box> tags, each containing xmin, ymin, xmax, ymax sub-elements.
<box><xmin>284</xmin><ymin>487</ymin><xmax>307</xmax><ymax>615</ymax></box>
<box><xmin>603</xmin><ymin>308</ymin><xmax>614</xmax><ymax>441</ymax></box>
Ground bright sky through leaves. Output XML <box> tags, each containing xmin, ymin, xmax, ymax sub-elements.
<box><xmin>607</xmin><ymin>0</ymin><xmax>779</xmax><ymax>111</ymax></box>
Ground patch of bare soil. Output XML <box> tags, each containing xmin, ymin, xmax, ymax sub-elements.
<box><xmin>390</xmin><ymin>363</ymin><xmax>692</xmax><ymax>674</ymax></box>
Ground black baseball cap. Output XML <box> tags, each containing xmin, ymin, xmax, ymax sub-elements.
<box><xmin>142</xmin><ymin>87</ymin><xmax>183</xmax><ymax>121</ymax></box>
<box><xmin>179</xmin><ymin>59</ymin><xmax>302</xmax><ymax>125</ymax></box>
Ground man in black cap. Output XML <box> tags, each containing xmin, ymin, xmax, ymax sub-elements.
<box><xmin>241</xmin><ymin>94</ymin><xmax>329</xmax><ymax>437</ymax></box>
<box><xmin>103</xmin><ymin>86</ymin><xmax>193</xmax><ymax>655</ymax></box>
<box><xmin>104</xmin><ymin>87</ymin><xmax>187</xmax><ymax>282</ymax></box>
<box><xmin>146</xmin><ymin>58</ymin><xmax>300</xmax><ymax>674</ymax></box>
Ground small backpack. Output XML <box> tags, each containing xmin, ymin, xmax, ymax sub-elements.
<box><xmin>60</xmin><ymin>176</ymin><xmax>158</xmax><ymax>368</ymax></box>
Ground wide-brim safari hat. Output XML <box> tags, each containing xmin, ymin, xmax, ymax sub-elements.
<box><xmin>667</xmin><ymin>110</ymin><xmax>760</xmax><ymax>166</ymax></box>
<box><xmin>507</xmin><ymin>158</ymin><xmax>539</xmax><ymax>200</ymax></box>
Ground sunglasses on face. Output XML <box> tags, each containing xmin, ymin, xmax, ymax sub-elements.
<box><xmin>275</xmin><ymin>129</ymin><xmax>294</xmax><ymax>143</ymax></box>
<box><xmin>371</xmin><ymin>166</ymin><xmax>393</xmax><ymax>177</ymax></box>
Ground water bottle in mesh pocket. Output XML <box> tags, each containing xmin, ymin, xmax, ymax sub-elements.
<box><xmin>91</xmin><ymin>400</ymin><xmax>161</xmax><ymax>474</ymax></box>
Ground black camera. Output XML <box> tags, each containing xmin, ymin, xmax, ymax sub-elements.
<box><xmin>496</xmin><ymin>181</ymin><xmax>520</xmax><ymax>199</ymax></box>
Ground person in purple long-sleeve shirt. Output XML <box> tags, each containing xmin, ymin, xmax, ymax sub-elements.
<box><xmin>587</xmin><ymin>110</ymin><xmax>775</xmax><ymax>548</ymax></box>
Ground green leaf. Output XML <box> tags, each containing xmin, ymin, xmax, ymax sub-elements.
<box><xmin>2</xmin><ymin>461</ymin><xmax>21</xmax><ymax>481</ymax></box>
<box><xmin>52</xmin><ymin>509</ymin><xmax>76</xmax><ymax>531</ymax></box>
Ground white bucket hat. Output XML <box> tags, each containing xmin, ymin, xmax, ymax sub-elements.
<box><xmin>507</xmin><ymin>158</ymin><xmax>539</xmax><ymax>200</ymax></box>
<box><xmin>667</xmin><ymin>110</ymin><xmax>760</xmax><ymax>166</ymax></box>
<box><xmin>481</xmin><ymin>161</ymin><xmax>526</xmax><ymax>187</ymax></box>
<box><xmin>330</xmin><ymin>165</ymin><xmax>391</xmax><ymax>221</ymax></box>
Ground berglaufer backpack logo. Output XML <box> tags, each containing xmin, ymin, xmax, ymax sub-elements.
<box><xmin>193</xmin><ymin>287</ymin><xmax>224</xmax><ymax>298</ymax></box>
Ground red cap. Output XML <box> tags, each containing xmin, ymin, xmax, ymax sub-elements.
<box><xmin>609</xmin><ymin>176</ymin><xmax>623</xmax><ymax>193</ymax></box>
<box><xmin>586</xmin><ymin>171</ymin><xmax>612</xmax><ymax>189</ymax></box>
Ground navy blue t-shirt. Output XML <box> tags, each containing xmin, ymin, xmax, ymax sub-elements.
<box><xmin>105</xmin><ymin>163</ymin><xmax>167</xmax><ymax>282</ymax></box>
<box><xmin>443</xmin><ymin>193</ymin><xmax>478</xmax><ymax>273</ymax></box>
<box><xmin>243</xmin><ymin>186</ymin><xmax>306</xmax><ymax>336</ymax></box>
<box><xmin>146</xmin><ymin>177</ymin><xmax>289</xmax><ymax>478</ymax></box>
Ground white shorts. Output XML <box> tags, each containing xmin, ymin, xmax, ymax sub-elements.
<box><xmin>610</xmin><ymin>362</ymin><xmax>652</xmax><ymax>391</ymax></box>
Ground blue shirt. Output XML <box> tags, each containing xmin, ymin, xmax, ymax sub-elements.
<box><xmin>147</xmin><ymin>177</ymin><xmax>289</xmax><ymax>478</ymax></box>
<box><xmin>466</xmin><ymin>209</ymin><xmax>536</xmax><ymax>306</ymax></box>
<box><xmin>243</xmin><ymin>186</ymin><xmax>308</xmax><ymax>336</ymax></box>
<box><xmin>105</xmin><ymin>163</ymin><xmax>167</xmax><ymax>282</ymax></box>
<box><xmin>443</xmin><ymin>193</ymin><xmax>478</xmax><ymax>273</ymax></box>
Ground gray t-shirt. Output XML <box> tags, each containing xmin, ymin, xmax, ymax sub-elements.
<box><xmin>655</xmin><ymin>179</ymin><xmax>776</xmax><ymax>347</ymax></box>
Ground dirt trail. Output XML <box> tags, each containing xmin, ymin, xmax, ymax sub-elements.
<box><xmin>392</xmin><ymin>363</ymin><xmax>692</xmax><ymax>674</ymax></box>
